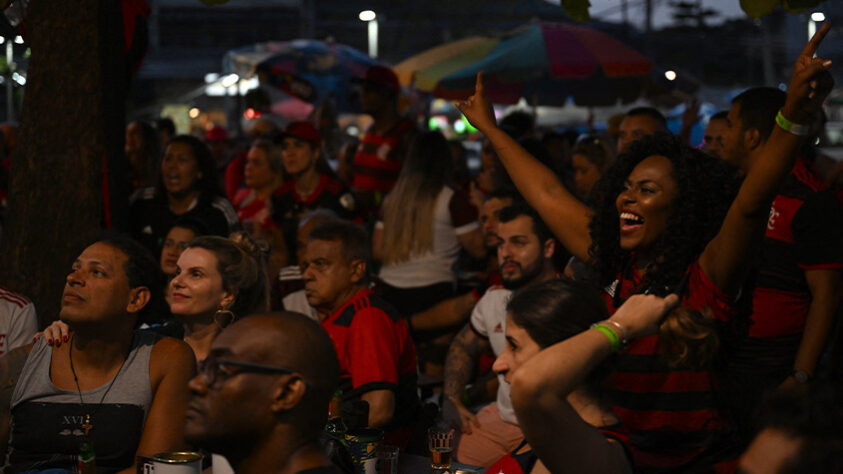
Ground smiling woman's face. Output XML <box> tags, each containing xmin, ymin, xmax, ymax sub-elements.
<box><xmin>168</xmin><ymin>248</ymin><xmax>231</xmax><ymax>318</ymax></box>
<box><xmin>614</xmin><ymin>155</ymin><xmax>679</xmax><ymax>252</ymax></box>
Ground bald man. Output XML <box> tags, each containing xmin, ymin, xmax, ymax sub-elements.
<box><xmin>185</xmin><ymin>313</ymin><xmax>342</xmax><ymax>474</ymax></box>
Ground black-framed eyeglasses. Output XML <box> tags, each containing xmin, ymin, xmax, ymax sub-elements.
<box><xmin>198</xmin><ymin>357</ymin><xmax>298</xmax><ymax>387</ymax></box>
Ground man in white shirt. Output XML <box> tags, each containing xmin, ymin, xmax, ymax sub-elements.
<box><xmin>0</xmin><ymin>286</ymin><xmax>37</xmax><ymax>355</ymax></box>
<box><xmin>443</xmin><ymin>202</ymin><xmax>557</xmax><ymax>467</ymax></box>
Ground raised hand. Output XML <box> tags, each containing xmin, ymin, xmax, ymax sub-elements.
<box><xmin>782</xmin><ymin>23</ymin><xmax>833</xmax><ymax>125</ymax></box>
<box><xmin>608</xmin><ymin>293</ymin><xmax>680</xmax><ymax>340</ymax></box>
<box><xmin>681</xmin><ymin>98</ymin><xmax>701</xmax><ymax>129</ymax></box>
<box><xmin>454</xmin><ymin>72</ymin><xmax>497</xmax><ymax>133</ymax></box>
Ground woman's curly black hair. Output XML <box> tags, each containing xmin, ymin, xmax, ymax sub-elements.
<box><xmin>588</xmin><ymin>132</ymin><xmax>740</xmax><ymax>295</ymax></box>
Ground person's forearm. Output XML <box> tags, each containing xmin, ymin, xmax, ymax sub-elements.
<box><xmin>678</xmin><ymin>124</ymin><xmax>693</xmax><ymax>146</ymax></box>
<box><xmin>511</xmin><ymin>328</ymin><xmax>614</xmax><ymax>409</ymax></box>
<box><xmin>736</xmin><ymin>126</ymin><xmax>803</xmax><ymax>218</ymax></box>
<box><xmin>366</xmin><ymin>402</ymin><xmax>394</xmax><ymax>428</ymax></box>
<box><xmin>443</xmin><ymin>327</ymin><xmax>484</xmax><ymax>402</ymax></box>
<box><xmin>410</xmin><ymin>292</ymin><xmax>477</xmax><ymax>332</ymax></box>
<box><xmin>483</xmin><ymin>126</ymin><xmax>593</xmax><ymax>260</ymax></box>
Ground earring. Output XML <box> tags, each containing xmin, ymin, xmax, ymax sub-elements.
<box><xmin>214</xmin><ymin>307</ymin><xmax>236</xmax><ymax>329</ymax></box>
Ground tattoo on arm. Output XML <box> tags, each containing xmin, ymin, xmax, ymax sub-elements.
<box><xmin>443</xmin><ymin>325</ymin><xmax>491</xmax><ymax>401</ymax></box>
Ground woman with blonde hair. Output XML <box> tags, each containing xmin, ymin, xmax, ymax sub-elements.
<box><xmin>232</xmin><ymin>138</ymin><xmax>285</xmax><ymax>230</ymax></box>
<box><xmin>373</xmin><ymin>130</ymin><xmax>485</xmax><ymax>372</ymax></box>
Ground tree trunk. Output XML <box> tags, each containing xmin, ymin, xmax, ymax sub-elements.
<box><xmin>0</xmin><ymin>0</ymin><xmax>128</xmax><ymax>327</ymax></box>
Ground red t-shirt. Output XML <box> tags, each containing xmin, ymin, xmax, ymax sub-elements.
<box><xmin>748</xmin><ymin>159</ymin><xmax>843</xmax><ymax>337</ymax></box>
<box><xmin>351</xmin><ymin>119</ymin><xmax>416</xmax><ymax>193</ymax></box>
<box><xmin>321</xmin><ymin>289</ymin><xmax>419</xmax><ymax>433</ymax></box>
<box><xmin>602</xmin><ymin>259</ymin><xmax>739</xmax><ymax>472</ymax></box>
<box><xmin>233</xmin><ymin>188</ymin><xmax>276</xmax><ymax>230</ymax></box>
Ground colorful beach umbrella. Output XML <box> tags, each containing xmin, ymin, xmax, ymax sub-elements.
<box><xmin>393</xmin><ymin>36</ymin><xmax>499</xmax><ymax>91</ymax></box>
<box><xmin>435</xmin><ymin>23</ymin><xmax>653</xmax><ymax>107</ymax></box>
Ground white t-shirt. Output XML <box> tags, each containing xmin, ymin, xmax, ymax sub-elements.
<box><xmin>378</xmin><ymin>186</ymin><xmax>479</xmax><ymax>288</ymax></box>
<box><xmin>281</xmin><ymin>289</ymin><xmax>319</xmax><ymax>322</ymax></box>
<box><xmin>0</xmin><ymin>287</ymin><xmax>37</xmax><ymax>355</ymax></box>
<box><xmin>468</xmin><ymin>286</ymin><xmax>517</xmax><ymax>425</ymax></box>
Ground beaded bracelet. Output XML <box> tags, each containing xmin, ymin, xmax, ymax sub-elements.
<box><xmin>592</xmin><ymin>323</ymin><xmax>622</xmax><ymax>353</ymax></box>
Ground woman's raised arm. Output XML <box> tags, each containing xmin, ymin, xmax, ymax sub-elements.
<box><xmin>700</xmin><ymin>24</ymin><xmax>834</xmax><ymax>297</ymax></box>
<box><xmin>456</xmin><ymin>73</ymin><xmax>594</xmax><ymax>262</ymax></box>
<box><xmin>510</xmin><ymin>294</ymin><xmax>678</xmax><ymax>473</ymax></box>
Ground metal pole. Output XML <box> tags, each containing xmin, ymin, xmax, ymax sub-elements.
<box><xmin>368</xmin><ymin>19</ymin><xmax>378</xmax><ymax>59</ymax></box>
<box><xmin>6</xmin><ymin>40</ymin><xmax>13</xmax><ymax>122</ymax></box>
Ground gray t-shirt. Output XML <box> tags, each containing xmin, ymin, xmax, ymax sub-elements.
<box><xmin>6</xmin><ymin>331</ymin><xmax>160</xmax><ymax>473</ymax></box>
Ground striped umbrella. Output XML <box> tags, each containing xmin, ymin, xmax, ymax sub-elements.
<box><xmin>393</xmin><ymin>36</ymin><xmax>499</xmax><ymax>91</ymax></box>
<box><xmin>435</xmin><ymin>22</ymin><xmax>653</xmax><ymax>107</ymax></box>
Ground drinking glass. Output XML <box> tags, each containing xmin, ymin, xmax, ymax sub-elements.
<box><xmin>380</xmin><ymin>445</ymin><xmax>399</xmax><ymax>474</ymax></box>
<box><xmin>428</xmin><ymin>427</ymin><xmax>455</xmax><ymax>471</ymax></box>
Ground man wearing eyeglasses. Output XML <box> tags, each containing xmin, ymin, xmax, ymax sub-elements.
<box><xmin>185</xmin><ymin>312</ymin><xmax>342</xmax><ymax>474</ymax></box>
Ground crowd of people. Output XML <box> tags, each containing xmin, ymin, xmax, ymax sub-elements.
<box><xmin>0</xmin><ymin>23</ymin><xmax>838</xmax><ymax>474</ymax></box>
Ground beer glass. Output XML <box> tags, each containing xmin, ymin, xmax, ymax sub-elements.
<box><xmin>427</xmin><ymin>427</ymin><xmax>454</xmax><ymax>471</ymax></box>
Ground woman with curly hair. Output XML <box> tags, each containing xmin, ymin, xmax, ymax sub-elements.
<box><xmin>456</xmin><ymin>27</ymin><xmax>833</xmax><ymax>472</ymax></box>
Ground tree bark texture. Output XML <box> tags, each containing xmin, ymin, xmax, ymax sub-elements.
<box><xmin>0</xmin><ymin>0</ymin><xmax>128</xmax><ymax>327</ymax></box>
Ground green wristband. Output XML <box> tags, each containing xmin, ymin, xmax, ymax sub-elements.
<box><xmin>775</xmin><ymin>109</ymin><xmax>809</xmax><ymax>136</ymax></box>
<box><xmin>592</xmin><ymin>323</ymin><xmax>622</xmax><ymax>353</ymax></box>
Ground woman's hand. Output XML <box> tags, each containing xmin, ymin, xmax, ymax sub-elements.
<box><xmin>782</xmin><ymin>23</ymin><xmax>833</xmax><ymax>125</ymax></box>
<box><xmin>36</xmin><ymin>320</ymin><xmax>71</xmax><ymax>347</ymax></box>
<box><xmin>454</xmin><ymin>72</ymin><xmax>497</xmax><ymax>133</ymax></box>
<box><xmin>608</xmin><ymin>293</ymin><xmax>680</xmax><ymax>341</ymax></box>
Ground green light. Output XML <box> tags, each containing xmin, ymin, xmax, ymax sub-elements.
<box><xmin>461</xmin><ymin>115</ymin><xmax>478</xmax><ymax>134</ymax></box>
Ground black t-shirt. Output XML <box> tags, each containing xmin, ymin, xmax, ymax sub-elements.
<box><xmin>270</xmin><ymin>174</ymin><xmax>357</xmax><ymax>263</ymax></box>
<box><xmin>129</xmin><ymin>187</ymin><xmax>241</xmax><ymax>253</ymax></box>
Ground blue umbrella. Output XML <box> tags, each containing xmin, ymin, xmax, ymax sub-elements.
<box><xmin>224</xmin><ymin>39</ymin><xmax>381</xmax><ymax>113</ymax></box>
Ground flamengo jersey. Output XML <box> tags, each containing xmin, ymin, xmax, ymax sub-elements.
<box><xmin>351</xmin><ymin>119</ymin><xmax>416</xmax><ymax>193</ymax></box>
<box><xmin>748</xmin><ymin>158</ymin><xmax>843</xmax><ymax>338</ymax></box>
<box><xmin>321</xmin><ymin>289</ymin><xmax>419</xmax><ymax>432</ymax></box>
<box><xmin>0</xmin><ymin>286</ymin><xmax>37</xmax><ymax>356</ymax></box>
<box><xmin>602</xmin><ymin>260</ymin><xmax>739</xmax><ymax>472</ymax></box>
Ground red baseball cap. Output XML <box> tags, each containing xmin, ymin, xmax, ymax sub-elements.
<box><xmin>280</xmin><ymin>121</ymin><xmax>322</xmax><ymax>147</ymax></box>
<box><xmin>355</xmin><ymin>65</ymin><xmax>400</xmax><ymax>94</ymax></box>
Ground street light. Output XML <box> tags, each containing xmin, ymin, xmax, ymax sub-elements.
<box><xmin>665</xmin><ymin>70</ymin><xmax>677</xmax><ymax>81</ymax></box>
<box><xmin>808</xmin><ymin>11</ymin><xmax>825</xmax><ymax>43</ymax></box>
<box><xmin>358</xmin><ymin>10</ymin><xmax>378</xmax><ymax>58</ymax></box>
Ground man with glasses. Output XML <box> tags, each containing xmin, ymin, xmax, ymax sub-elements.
<box><xmin>185</xmin><ymin>312</ymin><xmax>342</xmax><ymax>474</ymax></box>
